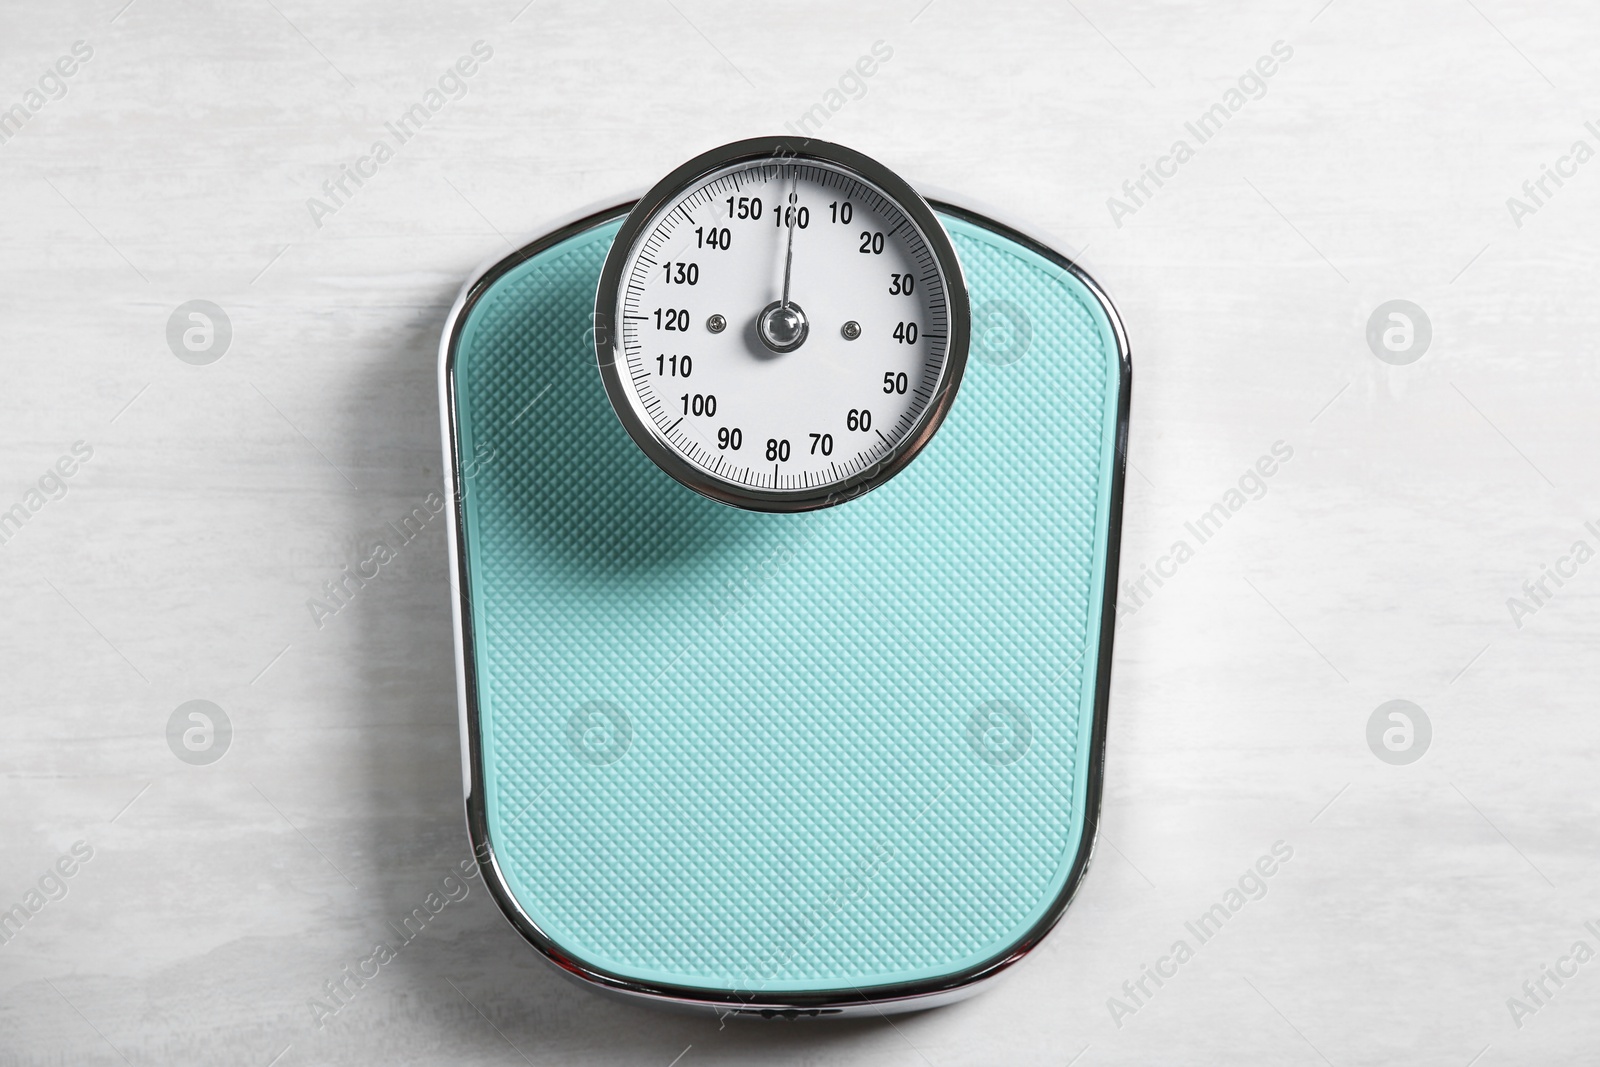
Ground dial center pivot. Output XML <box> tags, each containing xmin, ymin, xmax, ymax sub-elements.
<box><xmin>758</xmin><ymin>300</ymin><xmax>809</xmax><ymax>353</ymax></box>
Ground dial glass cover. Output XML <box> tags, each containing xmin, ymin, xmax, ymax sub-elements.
<box><xmin>596</xmin><ymin>139</ymin><xmax>969</xmax><ymax>512</ymax></box>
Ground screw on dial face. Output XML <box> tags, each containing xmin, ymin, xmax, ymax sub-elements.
<box><xmin>594</xmin><ymin>137</ymin><xmax>969</xmax><ymax>513</ymax></box>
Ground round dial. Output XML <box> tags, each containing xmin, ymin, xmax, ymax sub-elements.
<box><xmin>595</xmin><ymin>137</ymin><xmax>969</xmax><ymax>512</ymax></box>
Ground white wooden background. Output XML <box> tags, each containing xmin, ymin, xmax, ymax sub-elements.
<box><xmin>3</xmin><ymin>1</ymin><xmax>1598</xmax><ymax>1064</ymax></box>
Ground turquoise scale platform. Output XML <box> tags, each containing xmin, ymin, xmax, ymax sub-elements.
<box><xmin>444</xmin><ymin>205</ymin><xmax>1128</xmax><ymax>1008</ymax></box>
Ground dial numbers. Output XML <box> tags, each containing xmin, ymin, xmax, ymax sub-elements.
<box><xmin>613</xmin><ymin>160</ymin><xmax>950</xmax><ymax>495</ymax></box>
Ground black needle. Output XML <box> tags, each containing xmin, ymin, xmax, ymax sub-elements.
<box><xmin>780</xmin><ymin>168</ymin><xmax>797</xmax><ymax>310</ymax></box>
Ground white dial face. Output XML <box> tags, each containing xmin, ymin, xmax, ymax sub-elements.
<box><xmin>611</xmin><ymin>158</ymin><xmax>954</xmax><ymax>500</ymax></box>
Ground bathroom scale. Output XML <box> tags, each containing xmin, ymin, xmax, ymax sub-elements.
<box><xmin>437</xmin><ymin>137</ymin><xmax>1130</xmax><ymax>1016</ymax></box>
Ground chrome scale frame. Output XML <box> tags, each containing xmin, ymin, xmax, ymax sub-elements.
<box><xmin>435</xmin><ymin>185</ymin><xmax>1132</xmax><ymax>1018</ymax></box>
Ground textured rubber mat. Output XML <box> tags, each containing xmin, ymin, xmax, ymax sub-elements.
<box><xmin>446</xmin><ymin>207</ymin><xmax>1126</xmax><ymax>1000</ymax></box>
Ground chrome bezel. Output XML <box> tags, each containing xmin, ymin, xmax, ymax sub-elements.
<box><xmin>593</xmin><ymin>136</ymin><xmax>971</xmax><ymax>513</ymax></box>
